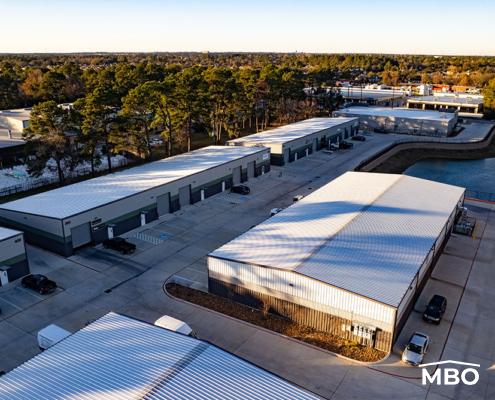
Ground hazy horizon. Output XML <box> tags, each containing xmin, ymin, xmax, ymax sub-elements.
<box><xmin>1</xmin><ymin>0</ymin><xmax>494</xmax><ymax>56</ymax></box>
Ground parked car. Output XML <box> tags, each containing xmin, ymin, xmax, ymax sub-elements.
<box><xmin>351</xmin><ymin>135</ymin><xmax>366</xmax><ymax>142</ymax></box>
<box><xmin>21</xmin><ymin>274</ymin><xmax>57</xmax><ymax>295</ymax></box>
<box><xmin>231</xmin><ymin>185</ymin><xmax>250</xmax><ymax>195</ymax></box>
<box><xmin>339</xmin><ymin>141</ymin><xmax>354</xmax><ymax>149</ymax></box>
<box><xmin>270</xmin><ymin>208</ymin><xmax>283</xmax><ymax>216</ymax></box>
<box><xmin>293</xmin><ymin>195</ymin><xmax>304</xmax><ymax>202</ymax></box>
<box><xmin>423</xmin><ymin>295</ymin><xmax>447</xmax><ymax>324</ymax></box>
<box><xmin>103</xmin><ymin>237</ymin><xmax>136</xmax><ymax>254</ymax></box>
<box><xmin>402</xmin><ymin>332</ymin><xmax>430</xmax><ymax>366</ymax></box>
<box><xmin>329</xmin><ymin>144</ymin><xmax>339</xmax><ymax>151</ymax></box>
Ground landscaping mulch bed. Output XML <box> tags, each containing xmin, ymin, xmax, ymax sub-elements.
<box><xmin>166</xmin><ymin>283</ymin><xmax>386</xmax><ymax>362</ymax></box>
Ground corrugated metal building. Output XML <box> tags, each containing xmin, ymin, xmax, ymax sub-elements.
<box><xmin>0</xmin><ymin>227</ymin><xmax>29</xmax><ymax>287</ymax></box>
<box><xmin>227</xmin><ymin>117</ymin><xmax>358</xmax><ymax>165</ymax></box>
<box><xmin>332</xmin><ymin>107</ymin><xmax>458</xmax><ymax>137</ymax></box>
<box><xmin>0</xmin><ymin>146</ymin><xmax>270</xmax><ymax>256</ymax></box>
<box><xmin>0</xmin><ymin>312</ymin><xmax>320</xmax><ymax>400</ymax></box>
<box><xmin>208</xmin><ymin>172</ymin><xmax>465</xmax><ymax>351</ymax></box>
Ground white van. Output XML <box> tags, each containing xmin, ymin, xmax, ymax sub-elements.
<box><xmin>154</xmin><ymin>315</ymin><xmax>195</xmax><ymax>336</ymax></box>
<box><xmin>37</xmin><ymin>324</ymin><xmax>71</xmax><ymax>350</ymax></box>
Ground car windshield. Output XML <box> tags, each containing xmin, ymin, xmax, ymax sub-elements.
<box><xmin>407</xmin><ymin>343</ymin><xmax>422</xmax><ymax>354</ymax></box>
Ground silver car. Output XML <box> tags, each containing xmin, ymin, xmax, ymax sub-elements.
<box><xmin>402</xmin><ymin>332</ymin><xmax>430</xmax><ymax>366</ymax></box>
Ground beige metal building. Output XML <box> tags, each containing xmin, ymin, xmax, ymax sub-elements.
<box><xmin>208</xmin><ymin>172</ymin><xmax>465</xmax><ymax>351</ymax></box>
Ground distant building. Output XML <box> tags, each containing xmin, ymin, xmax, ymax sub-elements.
<box><xmin>227</xmin><ymin>117</ymin><xmax>359</xmax><ymax>165</ymax></box>
<box><xmin>332</xmin><ymin>106</ymin><xmax>458</xmax><ymax>137</ymax></box>
<box><xmin>407</xmin><ymin>93</ymin><xmax>483</xmax><ymax>118</ymax></box>
<box><xmin>208</xmin><ymin>172</ymin><xmax>465</xmax><ymax>352</ymax></box>
<box><xmin>336</xmin><ymin>86</ymin><xmax>408</xmax><ymax>107</ymax></box>
<box><xmin>0</xmin><ymin>312</ymin><xmax>319</xmax><ymax>399</ymax></box>
<box><xmin>0</xmin><ymin>108</ymin><xmax>31</xmax><ymax>138</ymax></box>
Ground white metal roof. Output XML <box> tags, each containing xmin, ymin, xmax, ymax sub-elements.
<box><xmin>210</xmin><ymin>172</ymin><xmax>464</xmax><ymax>307</ymax></box>
<box><xmin>336</xmin><ymin>106</ymin><xmax>456</xmax><ymax>122</ymax></box>
<box><xmin>227</xmin><ymin>118</ymin><xmax>357</xmax><ymax>146</ymax></box>
<box><xmin>0</xmin><ymin>146</ymin><xmax>267</xmax><ymax>219</ymax></box>
<box><xmin>338</xmin><ymin>87</ymin><xmax>407</xmax><ymax>99</ymax></box>
<box><xmin>0</xmin><ymin>108</ymin><xmax>31</xmax><ymax>121</ymax></box>
<box><xmin>408</xmin><ymin>96</ymin><xmax>483</xmax><ymax>106</ymax></box>
<box><xmin>0</xmin><ymin>312</ymin><xmax>319</xmax><ymax>400</ymax></box>
<box><xmin>0</xmin><ymin>227</ymin><xmax>21</xmax><ymax>241</ymax></box>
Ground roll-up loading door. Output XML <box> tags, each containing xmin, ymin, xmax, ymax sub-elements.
<box><xmin>247</xmin><ymin>161</ymin><xmax>255</xmax><ymax>179</ymax></box>
<box><xmin>232</xmin><ymin>166</ymin><xmax>241</xmax><ymax>185</ymax></box>
<box><xmin>157</xmin><ymin>192</ymin><xmax>171</xmax><ymax>216</ymax></box>
<box><xmin>179</xmin><ymin>185</ymin><xmax>191</xmax><ymax>208</ymax></box>
<box><xmin>71</xmin><ymin>223</ymin><xmax>92</xmax><ymax>249</ymax></box>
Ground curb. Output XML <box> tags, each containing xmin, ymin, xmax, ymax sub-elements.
<box><xmin>163</xmin><ymin>280</ymin><xmax>390</xmax><ymax>366</ymax></box>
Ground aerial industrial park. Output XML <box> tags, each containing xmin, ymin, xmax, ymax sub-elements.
<box><xmin>0</xmin><ymin>2</ymin><xmax>495</xmax><ymax>400</ymax></box>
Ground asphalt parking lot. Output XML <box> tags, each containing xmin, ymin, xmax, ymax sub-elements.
<box><xmin>0</xmin><ymin>133</ymin><xmax>494</xmax><ymax>399</ymax></box>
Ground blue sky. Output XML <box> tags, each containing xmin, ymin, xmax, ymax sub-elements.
<box><xmin>1</xmin><ymin>0</ymin><xmax>494</xmax><ymax>55</ymax></box>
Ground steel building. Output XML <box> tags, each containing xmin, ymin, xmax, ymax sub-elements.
<box><xmin>0</xmin><ymin>312</ymin><xmax>320</xmax><ymax>400</ymax></box>
<box><xmin>333</xmin><ymin>106</ymin><xmax>458</xmax><ymax>137</ymax></box>
<box><xmin>227</xmin><ymin>117</ymin><xmax>359</xmax><ymax>165</ymax></box>
<box><xmin>208</xmin><ymin>172</ymin><xmax>465</xmax><ymax>352</ymax></box>
<box><xmin>336</xmin><ymin>87</ymin><xmax>408</xmax><ymax>107</ymax></box>
<box><xmin>407</xmin><ymin>94</ymin><xmax>484</xmax><ymax>118</ymax></box>
<box><xmin>0</xmin><ymin>227</ymin><xmax>29</xmax><ymax>287</ymax></box>
<box><xmin>0</xmin><ymin>146</ymin><xmax>270</xmax><ymax>256</ymax></box>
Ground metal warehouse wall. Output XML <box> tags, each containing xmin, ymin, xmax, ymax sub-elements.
<box><xmin>208</xmin><ymin>257</ymin><xmax>395</xmax><ymax>351</ymax></box>
<box><xmin>333</xmin><ymin>112</ymin><xmax>454</xmax><ymax>137</ymax></box>
<box><xmin>0</xmin><ymin>233</ymin><xmax>29</xmax><ymax>285</ymax></box>
<box><xmin>64</xmin><ymin>149</ymin><xmax>269</xmax><ymax>235</ymax></box>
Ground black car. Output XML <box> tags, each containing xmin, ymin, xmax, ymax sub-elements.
<box><xmin>339</xmin><ymin>141</ymin><xmax>354</xmax><ymax>149</ymax></box>
<box><xmin>351</xmin><ymin>135</ymin><xmax>366</xmax><ymax>142</ymax></box>
<box><xmin>231</xmin><ymin>185</ymin><xmax>250</xmax><ymax>195</ymax></box>
<box><xmin>21</xmin><ymin>274</ymin><xmax>57</xmax><ymax>295</ymax></box>
<box><xmin>103</xmin><ymin>237</ymin><xmax>136</xmax><ymax>255</ymax></box>
<box><xmin>423</xmin><ymin>295</ymin><xmax>447</xmax><ymax>324</ymax></box>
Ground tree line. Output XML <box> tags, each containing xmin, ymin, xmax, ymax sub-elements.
<box><xmin>22</xmin><ymin>64</ymin><xmax>342</xmax><ymax>184</ymax></box>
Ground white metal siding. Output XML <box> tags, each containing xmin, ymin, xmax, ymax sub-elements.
<box><xmin>208</xmin><ymin>257</ymin><xmax>396</xmax><ymax>331</ymax></box>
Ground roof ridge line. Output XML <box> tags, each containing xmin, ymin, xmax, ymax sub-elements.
<box><xmin>293</xmin><ymin>174</ymin><xmax>403</xmax><ymax>273</ymax></box>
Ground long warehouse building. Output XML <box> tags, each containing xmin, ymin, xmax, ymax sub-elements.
<box><xmin>0</xmin><ymin>146</ymin><xmax>270</xmax><ymax>256</ymax></box>
<box><xmin>227</xmin><ymin>117</ymin><xmax>358</xmax><ymax>165</ymax></box>
<box><xmin>333</xmin><ymin>106</ymin><xmax>458</xmax><ymax>136</ymax></box>
<box><xmin>0</xmin><ymin>227</ymin><xmax>29</xmax><ymax>287</ymax></box>
<box><xmin>208</xmin><ymin>172</ymin><xmax>465</xmax><ymax>352</ymax></box>
<box><xmin>0</xmin><ymin>312</ymin><xmax>320</xmax><ymax>400</ymax></box>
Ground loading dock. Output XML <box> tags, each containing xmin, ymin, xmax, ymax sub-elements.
<box><xmin>227</xmin><ymin>117</ymin><xmax>358</xmax><ymax>166</ymax></box>
<box><xmin>0</xmin><ymin>146</ymin><xmax>270</xmax><ymax>256</ymax></box>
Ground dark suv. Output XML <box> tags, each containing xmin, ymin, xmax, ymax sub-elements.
<box><xmin>21</xmin><ymin>274</ymin><xmax>57</xmax><ymax>295</ymax></box>
<box><xmin>231</xmin><ymin>185</ymin><xmax>250</xmax><ymax>195</ymax></box>
<box><xmin>423</xmin><ymin>294</ymin><xmax>447</xmax><ymax>324</ymax></box>
<box><xmin>103</xmin><ymin>237</ymin><xmax>136</xmax><ymax>255</ymax></box>
<box><xmin>351</xmin><ymin>135</ymin><xmax>366</xmax><ymax>142</ymax></box>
